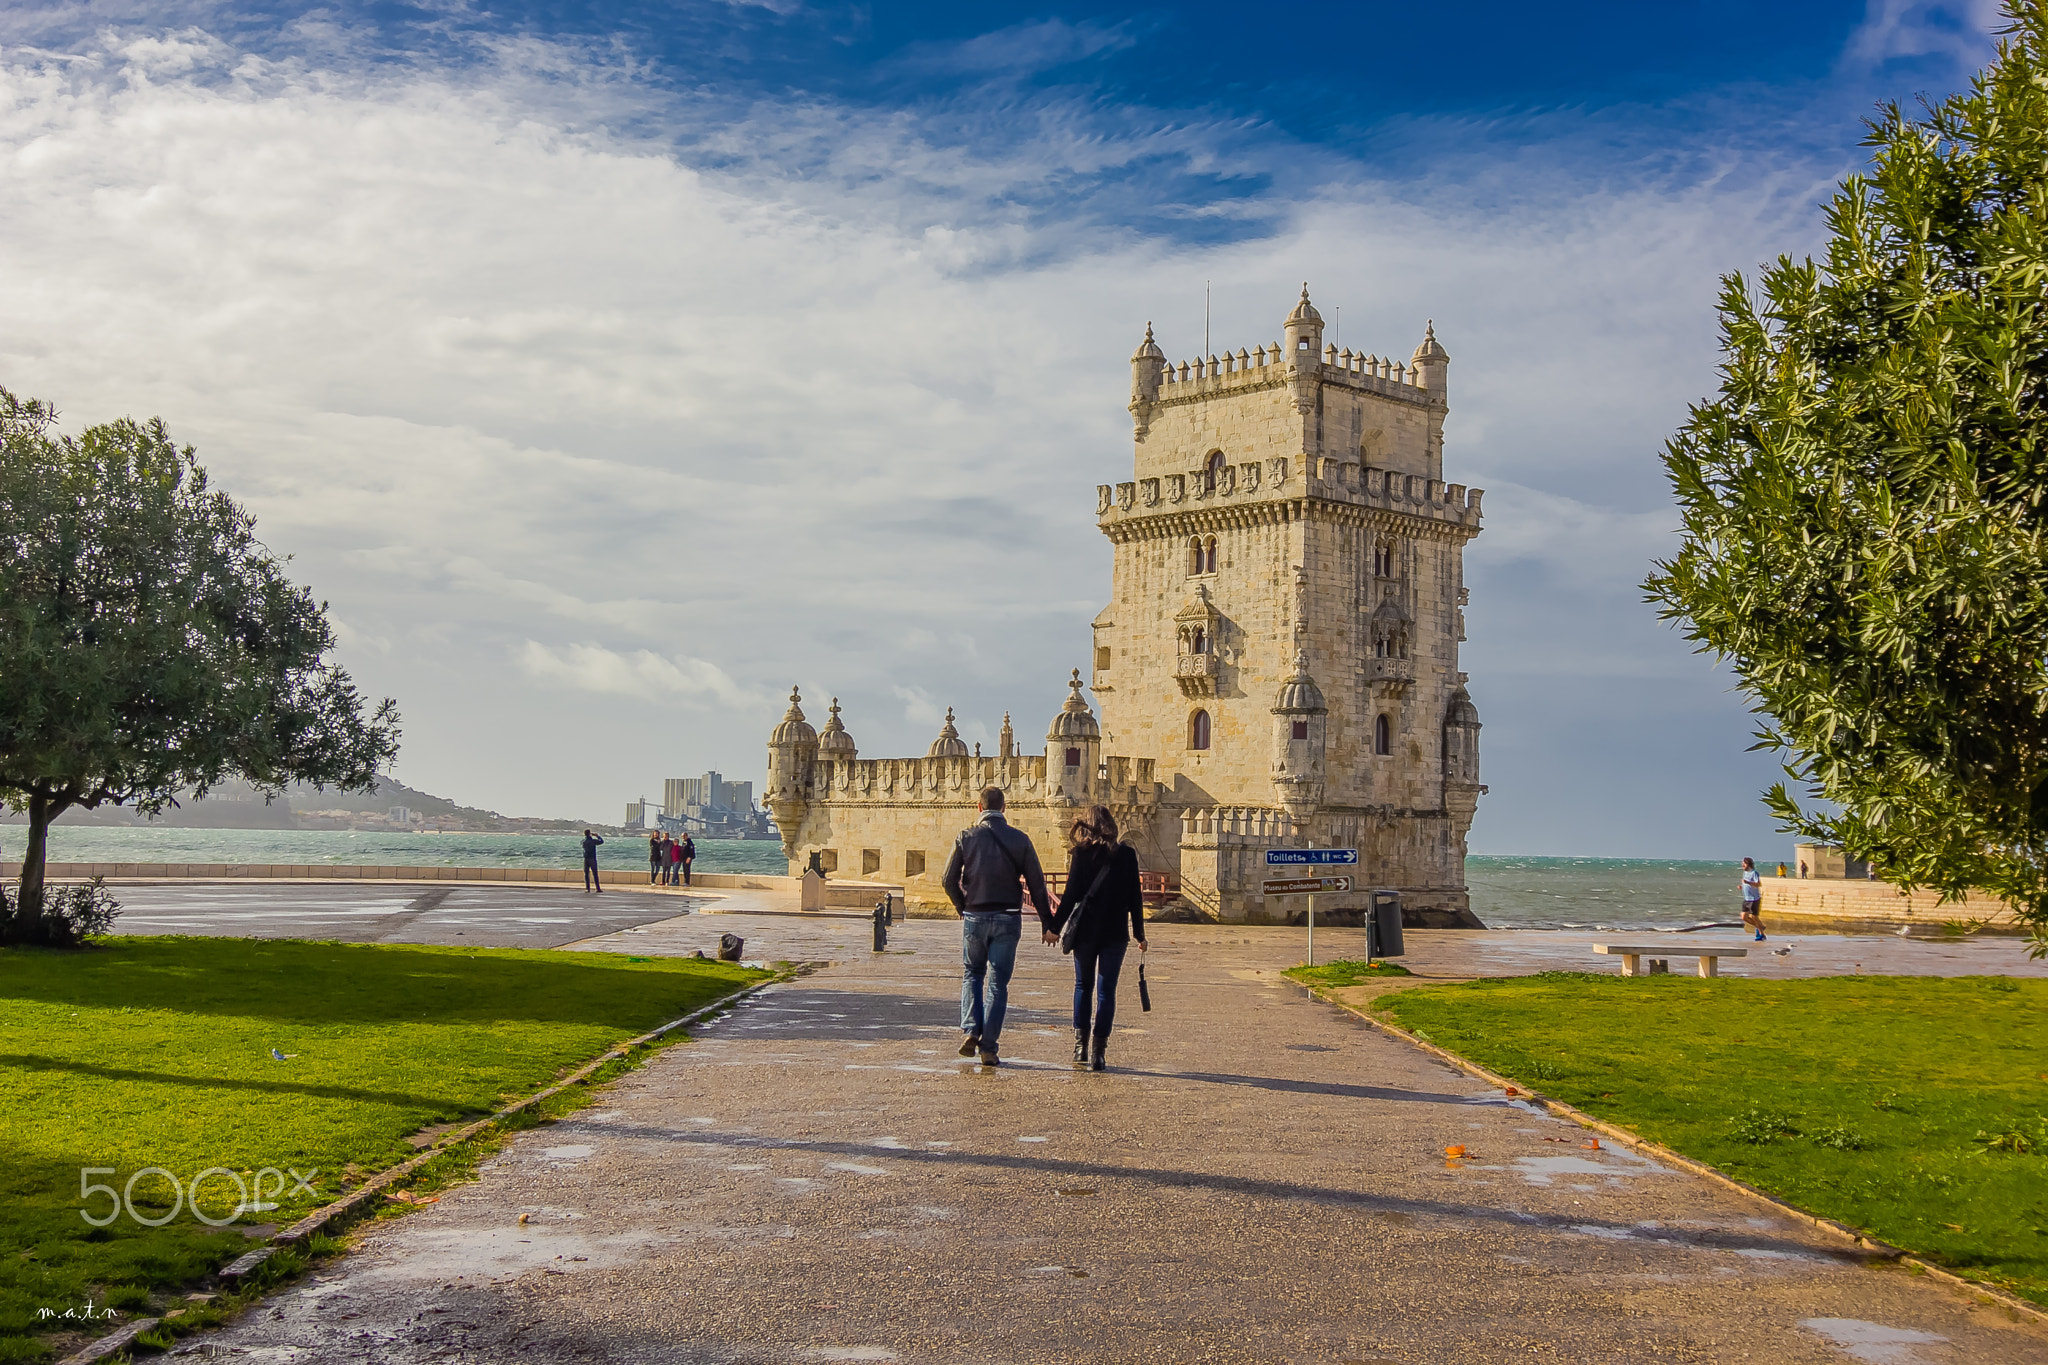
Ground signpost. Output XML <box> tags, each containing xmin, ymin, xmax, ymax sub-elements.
<box><xmin>1266</xmin><ymin>848</ymin><xmax>1358</xmax><ymax>967</ymax></box>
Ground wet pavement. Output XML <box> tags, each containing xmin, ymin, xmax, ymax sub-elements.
<box><xmin>191</xmin><ymin>911</ymin><xmax>2048</xmax><ymax>1364</ymax></box>
<box><xmin>103</xmin><ymin>880</ymin><xmax>710</xmax><ymax>949</ymax></box>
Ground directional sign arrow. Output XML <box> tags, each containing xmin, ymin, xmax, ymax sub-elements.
<box><xmin>1265</xmin><ymin>848</ymin><xmax>1359</xmax><ymax>866</ymax></box>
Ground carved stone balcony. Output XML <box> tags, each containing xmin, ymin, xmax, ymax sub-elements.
<box><xmin>1366</xmin><ymin>655</ymin><xmax>1413</xmax><ymax>697</ymax></box>
<box><xmin>1175</xmin><ymin>652</ymin><xmax>1220</xmax><ymax>697</ymax></box>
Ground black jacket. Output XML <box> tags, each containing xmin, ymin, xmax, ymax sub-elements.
<box><xmin>942</xmin><ymin>812</ymin><xmax>1052</xmax><ymax>919</ymax></box>
<box><xmin>1052</xmin><ymin>841</ymin><xmax>1144</xmax><ymax>948</ymax></box>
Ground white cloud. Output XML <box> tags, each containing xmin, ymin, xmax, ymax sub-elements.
<box><xmin>518</xmin><ymin>642</ymin><xmax>759</xmax><ymax>708</ymax></box>
<box><xmin>0</xmin><ymin>20</ymin><xmax>1976</xmax><ymax>849</ymax></box>
<box><xmin>1844</xmin><ymin>0</ymin><xmax>2000</xmax><ymax>68</ymax></box>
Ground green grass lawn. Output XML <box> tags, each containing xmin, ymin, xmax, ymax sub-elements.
<box><xmin>1373</xmin><ymin>972</ymin><xmax>2048</xmax><ymax>1306</ymax></box>
<box><xmin>1284</xmin><ymin>958</ymin><xmax>1412</xmax><ymax>987</ymax></box>
<box><xmin>0</xmin><ymin>936</ymin><xmax>764</xmax><ymax>1361</ymax></box>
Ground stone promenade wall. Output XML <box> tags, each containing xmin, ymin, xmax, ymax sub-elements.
<box><xmin>0</xmin><ymin>862</ymin><xmax>902</xmax><ymax>909</ymax></box>
<box><xmin>1762</xmin><ymin>877</ymin><xmax>2026</xmax><ymax>934</ymax></box>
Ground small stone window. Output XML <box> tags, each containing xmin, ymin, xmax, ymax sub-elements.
<box><xmin>1189</xmin><ymin>709</ymin><xmax>1212</xmax><ymax>750</ymax></box>
<box><xmin>862</xmin><ymin>848</ymin><xmax>881</xmax><ymax>877</ymax></box>
<box><xmin>818</xmin><ymin>848</ymin><xmax>840</xmax><ymax>873</ymax></box>
<box><xmin>906</xmin><ymin>850</ymin><xmax>926</xmax><ymax>877</ymax></box>
<box><xmin>1205</xmin><ymin>450</ymin><xmax>1226</xmax><ymax>493</ymax></box>
<box><xmin>1292</xmin><ymin>719</ymin><xmax>1309</xmax><ymax>741</ymax></box>
<box><xmin>1188</xmin><ymin>536</ymin><xmax>1204</xmax><ymax>576</ymax></box>
<box><xmin>1190</xmin><ymin>626</ymin><xmax>1208</xmax><ymax>655</ymax></box>
<box><xmin>1065</xmin><ymin>747</ymin><xmax>1082</xmax><ymax>768</ymax></box>
<box><xmin>1374</xmin><ymin>714</ymin><xmax>1391</xmax><ymax>756</ymax></box>
<box><xmin>1095</xmin><ymin>645</ymin><xmax>1111</xmax><ymax>671</ymax></box>
<box><xmin>1298</xmin><ymin>337</ymin><xmax>1312</xmax><ymax>351</ymax></box>
<box><xmin>1203</xmin><ymin>535</ymin><xmax>1218</xmax><ymax>574</ymax></box>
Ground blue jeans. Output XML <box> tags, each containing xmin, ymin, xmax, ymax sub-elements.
<box><xmin>960</xmin><ymin>912</ymin><xmax>1023</xmax><ymax>1050</ymax></box>
<box><xmin>584</xmin><ymin>859</ymin><xmax>602</xmax><ymax>890</ymax></box>
<box><xmin>1073</xmin><ymin>940</ymin><xmax>1128</xmax><ymax>1041</ymax></box>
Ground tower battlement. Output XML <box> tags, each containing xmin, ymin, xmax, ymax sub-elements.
<box><xmin>1096</xmin><ymin>460</ymin><xmax>1483</xmax><ymax>531</ymax></box>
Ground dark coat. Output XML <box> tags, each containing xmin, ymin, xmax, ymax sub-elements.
<box><xmin>1052</xmin><ymin>841</ymin><xmax>1144</xmax><ymax>948</ymax></box>
<box><xmin>942</xmin><ymin>812</ymin><xmax>1052</xmax><ymax>919</ymax></box>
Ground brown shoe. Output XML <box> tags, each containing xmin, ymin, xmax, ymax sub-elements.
<box><xmin>957</xmin><ymin>1034</ymin><xmax>980</xmax><ymax>1057</ymax></box>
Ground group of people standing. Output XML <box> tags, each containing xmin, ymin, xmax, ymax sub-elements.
<box><xmin>650</xmin><ymin>829</ymin><xmax>696</xmax><ymax>886</ymax></box>
<box><xmin>941</xmin><ymin>786</ymin><xmax>1144</xmax><ymax>1072</ymax></box>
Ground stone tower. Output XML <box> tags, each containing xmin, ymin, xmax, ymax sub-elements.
<box><xmin>1094</xmin><ymin>285</ymin><xmax>1485</xmax><ymax>920</ymax></box>
<box><xmin>766</xmin><ymin>282</ymin><xmax>1483</xmax><ymax>925</ymax></box>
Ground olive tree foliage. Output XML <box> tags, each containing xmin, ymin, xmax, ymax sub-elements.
<box><xmin>0</xmin><ymin>388</ymin><xmax>400</xmax><ymax>943</ymax></box>
<box><xmin>1646</xmin><ymin>1</ymin><xmax>2048</xmax><ymax>945</ymax></box>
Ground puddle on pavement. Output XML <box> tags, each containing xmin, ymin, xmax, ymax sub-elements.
<box><xmin>1511</xmin><ymin>1152</ymin><xmax>1661</xmax><ymax>1186</ymax></box>
<box><xmin>1799</xmin><ymin>1318</ymin><xmax>1949</xmax><ymax>1364</ymax></box>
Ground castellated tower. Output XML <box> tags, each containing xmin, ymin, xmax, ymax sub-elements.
<box><xmin>1097</xmin><ymin>285</ymin><xmax>1485</xmax><ymax>922</ymax></box>
<box><xmin>767</xmin><ymin>285</ymin><xmax>1484</xmax><ymax>924</ymax></box>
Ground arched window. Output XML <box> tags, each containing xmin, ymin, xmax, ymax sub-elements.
<box><xmin>1190</xmin><ymin>626</ymin><xmax>1208</xmax><ymax>655</ymax></box>
<box><xmin>1189</xmin><ymin>709</ymin><xmax>1212</xmax><ymax>750</ymax></box>
<box><xmin>1188</xmin><ymin>537</ymin><xmax>1204</xmax><ymax>576</ymax></box>
<box><xmin>1205</xmin><ymin>449</ymin><xmax>1226</xmax><ymax>493</ymax></box>
<box><xmin>1374</xmin><ymin>714</ymin><xmax>1391</xmax><ymax>756</ymax></box>
<box><xmin>1203</xmin><ymin>535</ymin><xmax>1218</xmax><ymax>574</ymax></box>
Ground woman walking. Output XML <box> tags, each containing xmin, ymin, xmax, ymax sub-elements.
<box><xmin>649</xmin><ymin>832</ymin><xmax>666</xmax><ymax>885</ymax></box>
<box><xmin>1050</xmin><ymin>805</ymin><xmax>1145</xmax><ymax>1072</ymax></box>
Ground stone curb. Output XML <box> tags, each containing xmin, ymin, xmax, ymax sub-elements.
<box><xmin>1291</xmin><ymin>977</ymin><xmax>2048</xmax><ymax>1328</ymax></box>
<box><xmin>55</xmin><ymin>976</ymin><xmax>779</xmax><ymax>1365</ymax></box>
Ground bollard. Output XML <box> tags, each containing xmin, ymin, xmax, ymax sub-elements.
<box><xmin>882</xmin><ymin>892</ymin><xmax>895</xmax><ymax>927</ymax></box>
<box><xmin>873</xmin><ymin>900</ymin><xmax>888</xmax><ymax>952</ymax></box>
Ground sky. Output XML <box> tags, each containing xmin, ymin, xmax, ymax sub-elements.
<box><xmin>0</xmin><ymin>0</ymin><xmax>2006</xmax><ymax>855</ymax></box>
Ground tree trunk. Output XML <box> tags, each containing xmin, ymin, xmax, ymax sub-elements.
<box><xmin>12</xmin><ymin>789</ymin><xmax>56</xmax><ymax>936</ymax></box>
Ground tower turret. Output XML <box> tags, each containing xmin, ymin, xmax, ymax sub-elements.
<box><xmin>1284</xmin><ymin>284</ymin><xmax>1324</xmax><ymax>414</ymax></box>
<box><xmin>765</xmin><ymin>686</ymin><xmax>818</xmax><ymax>861</ymax></box>
<box><xmin>1045</xmin><ymin>669</ymin><xmax>1101</xmax><ymax>807</ymax></box>
<box><xmin>1129</xmin><ymin>322</ymin><xmax>1166</xmax><ymax>440</ymax></box>
<box><xmin>1270</xmin><ymin>652</ymin><xmax>1327</xmax><ymax>825</ymax></box>
<box><xmin>1443</xmin><ymin>688</ymin><xmax>1482</xmax><ymax>785</ymax></box>
<box><xmin>817</xmin><ymin>697</ymin><xmax>857</xmax><ymax>761</ymax></box>
<box><xmin>927</xmin><ymin>707</ymin><xmax>969</xmax><ymax>758</ymax></box>
<box><xmin>998</xmin><ymin>711</ymin><xmax>1015</xmax><ymax>761</ymax></box>
<box><xmin>1411</xmin><ymin>319</ymin><xmax>1449</xmax><ymax>397</ymax></box>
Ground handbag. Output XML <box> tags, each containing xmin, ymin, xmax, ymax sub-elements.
<box><xmin>1138</xmin><ymin>963</ymin><xmax>1152</xmax><ymax>1012</ymax></box>
<box><xmin>1057</xmin><ymin>857</ymin><xmax>1116</xmax><ymax>955</ymax></box>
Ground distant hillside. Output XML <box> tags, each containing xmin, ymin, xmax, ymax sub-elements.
<box><xmin>2</xmin><ymin>775</ymin><xmax>594</xmax><ymax>833</ymax></box>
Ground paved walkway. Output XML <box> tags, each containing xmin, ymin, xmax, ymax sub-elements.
<box><xmin>197</xmin><ymin>914</ymin><xmax>2046</xmax><ymax>1364</ymax></box>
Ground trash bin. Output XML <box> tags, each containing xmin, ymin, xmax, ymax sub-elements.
<box><xmin>1368</xmin><ymin>890</ymin><xmax>1405</xmax><ymax>959</ymax></box>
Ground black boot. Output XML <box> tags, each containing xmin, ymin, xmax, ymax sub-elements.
<box><xmin>1090</xmin><ymin>1036</ymin><xmax>1107</xmax><ymax>1072</ymax></box>
<box><xmin>1072</xmin><ymin>1028</ymin><xmax>1089</xmax><ymax>1065</ymax></box>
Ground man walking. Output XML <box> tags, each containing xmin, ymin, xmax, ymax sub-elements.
<box><xmin>582</xmin><ymin>829</ymin><xmax>605</xmax><ymax>893</ymax></box>
<box><xmin>942</xmin><ymin>787</ymin><xmax>1052</xmax><ymax>1067</ymax></box>
<box><xmin>1740</xmin><ymin>856</ymin><xmax>1764</xmax><ymax>940</ymax></box>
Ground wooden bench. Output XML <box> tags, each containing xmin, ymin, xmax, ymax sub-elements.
<box><xmin>1592</xmin><ymin>944</ymin><xmax>1748</xmax><ymax>978</ymax></box>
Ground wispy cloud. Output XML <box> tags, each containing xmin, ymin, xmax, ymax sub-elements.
<box><xmin>0</xmin><ymin>9</ymin><xmax>1997</xmax><ymax>848</ymax></box>
<box><xmin>519</xmin><ymin>642</ymin><xmax>760</xmax><ymax>708</ymax></box>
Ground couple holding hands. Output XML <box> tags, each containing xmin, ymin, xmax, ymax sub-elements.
<box><xmin>941</xmin><ymin>787</ymin><xmax>1146</xmax><ymax>1071</ymax></box>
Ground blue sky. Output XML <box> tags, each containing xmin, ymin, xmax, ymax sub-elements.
<box><xmin>0</xmin><ymin>1</ymin><xmax>2003</xmax><ymax>853</ymax></box>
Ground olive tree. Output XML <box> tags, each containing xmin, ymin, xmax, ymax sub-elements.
<box><xmin>1646</xmin><ymin>1</ymin><xmax>2048</xmax><ymax>945</ymax></box>
<box><xmin>0</xmin><ymin>388</ymin><xmax>399</xmax><ymax>943</ymax></box>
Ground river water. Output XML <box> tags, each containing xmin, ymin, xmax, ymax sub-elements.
<box><xmin>0</xmin><ymin>828</ymin><xmax>1745</xmax><ymax>932</ymax></box>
